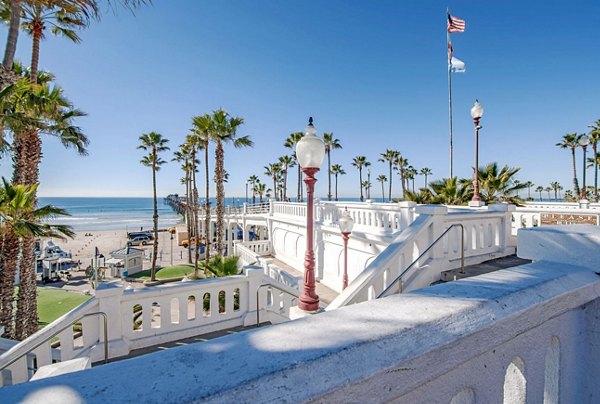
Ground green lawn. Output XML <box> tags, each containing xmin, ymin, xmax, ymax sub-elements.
<box><xmin>127</xmin><ymin>264</ymin><xmax>206</xmax><ymax>280</ymax></box>
<box><xmin>37</xmin><ymin>288</ymin><xmax>91</xmax><ymax>328</ymax></box>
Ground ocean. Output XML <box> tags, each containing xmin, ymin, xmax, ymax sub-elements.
<box><xmin>39</xmin><ymin>197</ymin><xmax>184</xmax><ymax>232</ymax></box>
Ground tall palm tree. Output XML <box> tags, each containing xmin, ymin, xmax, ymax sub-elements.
<box><xmin>211</xmin><ymin>109</ymin><xmax>252</xmax><ymax>256</ymax></box>
<box><xmin>545</xmin><ymin>186</ymin><xmax>552</xmax><ymax>200</ymax></box>
<box><xmin>406</xmin><ymin>165</ymin><xmax>418</xmax><ymax>193</ymax></box>
<box><xmin>378</xmin><ymin>149</ymin><xmax>399</xmax><ymax>201</ymax></box>
<box><xmin>394</xmin><ymin>155</ymin><xmax>409</xmax><ymax>199</ymax></box>
<box><xmin>556</xmin><ymin>133</ymin><xmax>582</xmax><ymax>198</ymax></box>
<box><xmin>420</xmin><ymin>167</ymin><xmax>432</xmax><ymax>188</ymax></box>
<box><xmin>0</xmin><ymin>180</ymin><xmax>74</xmax><ymax>339</ymax></box>
<box><xmin>138</xmin><ymin>132</ymin><xmax>169</xmax><ymax>282</ymax></box>
<box><xmin>254</xmin><ymin>182</ymin><xmax>267</xmax><ymax>203</ymax></box>
<box><xmin>362</xmin><ymin>180</ymin><xmax>371</xmax><ymax>199</ymax></box>
<box><xmin>323</xmin><ymin>132</ymin><xmax>342</xmax><ymax>201</ymax></box>
<box><xmin>525</xmin><ymin>181</ymin><xmax>534</xmax><ymax>200</ymax></box>
<box><xmin>588</xmin><ymin>120</ymin><xmax>600</xmax><ymax>202</ymax></box>
<box><xmin>587</xmin><ymin>152</ymin><xmax>600</xmax><ymax>201</ymax></box>
<box><xmin>247</xmin><ymin>174</ymin><xmax>259</xmax><ymax>204</ymax></box>
<box><xmin>352</xmin><ymin>156</ymin><xmax>368</xmax><ymax>201</ymax></box>
<box><xmin>278</xmin><ymin>155</ymin><xmax>295</xmax><ymax>201</ymax></box>
<box><xmin>535</xmin><ymin>185</ymin><xmax>544</xmax><ymax>201</ymax></box>
<box><xmin>284</xmin><ymin>132</ymin><xmax>304</xmax><ymax>201</ymax></box>
<box><xmin>550</xmin><ymin>181</ymin><xmax>560</xmax><ymax>200</ymax></box>
<box><xmin>330</xmin><ymin>163</ymin><xmax>345</xmax><ymax>201</ymax></box>
<box><xmin>264</xmin><ymin>162</ymin><xmax>281</xmax><ymax>201</ymax></box>
<box><xmin>376</xmin><ymin>174</ymin><xmax>387</xmax><ymax>202</ymax></box>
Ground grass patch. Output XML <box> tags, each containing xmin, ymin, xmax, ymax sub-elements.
<box><xmin>37</xmin><ymin>288</ymin><xmax>91</xmax><ymax>329</ymax></box>
<box><xmin>128</xmin><ymin>264</ymin><xmax>206</xmax><ymax>280</ymax></box>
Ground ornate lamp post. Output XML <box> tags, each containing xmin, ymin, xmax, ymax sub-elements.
<box><xmin>580</xmin><ymin>134</ymin><xmax>590</xmax><ymax>201</ymax></box>
<box><xmin>296</xmin><ymin>117</ymin><xmax>325</xmax><ymax>312</ymax></box>
<box><xmin>470</xmin><ymin>100</ymin><xmax>484</xmax><ymax>205</ymax></box>
<box><xmin>338</xmin><ymin>208</ymin><xmax>354</xmax><ymax>290</ymax></box>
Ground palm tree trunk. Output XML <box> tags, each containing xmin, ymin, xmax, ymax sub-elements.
<box><xmin>359</xmin><ymin>168</ymin><xmax>363</xmax><ymax>201</ymax></box>
<box><xmin>283</xmin><ymin>168</ymin><xmax>287</xmax><ymax>201</ymax></box>
<box><xmin>335</xmin><ymin>174</ymin><xmax>338</xmax><ymax>201</ymax></box>
<box><xmin>0</xmin><ymin>233</ymin><xmax>19</xmax><ymax>339</ymax></box>
<box><xmin>150</xmin><ymin>150</ymin><xmax>159</xmax><ymax>282</ymax></box>
<box><xmin>185</xmin><ymin>163</ymin><xmax>192</xmax><ymax>264</ymax></box>
<box><xmin>594</xmin><ymin>144</ymin><xmax>598</xmax><ymax>202</ymax></box>
<box><xmin>204</xmin><ymin>138</ymin><xmax>210</xmax><ymax>273</ymax></box>
<box><xmin>571</xmin><ymin>147</ymin><xmax>580</xmax><ymax>197</ymax></box>
<box><xmin>215</xmin><ymin>141</ymin><xmax>225</xmax><ymax>256</ymax></box>
<box><xmin>2</xmin><ymin>0</ymin><xmax>22</xmax><ymax>69</ymax></box>
<box><xmin>30</xmin><ymin>26</ymin><xmax>42</xmax><ymax>83</ymax></box>
<box><xmin>17</xmin><ymin>236</ymin><xmax>37</xmax><ymax>338</ymax></box>
<box><xmin>327</xmin><ymin>150</ymin><xmax>332</xmax><ymax>201</ymax></box>
<box><xmin>388</xmin><ymin>163</ymin><xmax>392</xmax><ymax>201</ymax></box>
<box><xmin>297</xmin><ymin>165</ymin><xmax>302</xmax><ymax>202</ymax></box>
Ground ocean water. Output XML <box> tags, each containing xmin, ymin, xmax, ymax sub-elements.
<box><xmin>39</xmin><ymin>197</ymin><xmax>184</xmax><ymax>232</ymax></box>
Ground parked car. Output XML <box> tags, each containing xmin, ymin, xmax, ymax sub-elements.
<box><xmin>127</xmin><ymin>231</ymin><xmax>154</xmax><ymax>240</ymax></box>
<box><xmin>127</xmin><ymin>235</ymin><xmax>152</xmax><ymax>246</ymax></box>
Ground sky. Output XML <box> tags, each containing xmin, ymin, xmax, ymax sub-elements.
<box><xmin>1</xmin><ymin>0</ymin><xmax>600</xmax><ymax>199</ymax></box>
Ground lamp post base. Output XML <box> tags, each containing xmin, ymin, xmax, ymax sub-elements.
<box><xmin>468</xmin><ymin>200</ymin><xmax>486</xmax><ymax>207</ymax></box>
<box><xmin>289</xmin><ymin>305</ymin><xmax>323</xmax><ymax>319</ymax></box>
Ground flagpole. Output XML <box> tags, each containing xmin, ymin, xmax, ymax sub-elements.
<box><xmin>447</xmin><ymin>10</ymin><xmax>454</xmax><ymax>179</ymax></box>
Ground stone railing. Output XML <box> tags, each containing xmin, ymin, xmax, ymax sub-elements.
<box><xmin>271</xmin><ymin>202</ymin><xmax>307</xmax><ymax>219</ymax></box>
<box><xmin>234</xmin><ymin>240</ymin><xmax>272</xmax><ymax>266</ymax></box>
<box><xmin>327</xmin><ymin>204</ymin><xmax>515</xmax><ymax>310</ymax></box>
<box><xmin>0</xmin><ymin>267</ymin><xmax>296</xmax><ymax>386</ymax></box>
<box><xmin>512</xmin><ymin>205</ymin><xmax>600</xmax><ymax>235</ymax></box>
<box><xmin>3</xmin><ymin>226</ymin><xmax>599</xmax><ymax>402</ymax></box>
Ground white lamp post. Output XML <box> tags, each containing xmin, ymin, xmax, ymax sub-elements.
<box><xmin>580</xmin><ymin>134</ymin><xmax>590</xmax><ymax>202</ymax></box>
<box><xmin>470</xmin><ymin>100</ymin><xmax>484</xmax><ymax>205</ymax></box>
<box><xmin>296</xmin><ymin>117</ymin><xmax>325</xmax><ymax>312</ymax></box>
<box><xmin>338</xmin><ymin>208</ymin><xmax>354</xmax><ymax>290</ymax></box>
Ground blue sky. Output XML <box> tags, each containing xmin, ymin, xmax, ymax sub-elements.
<box><xmin>1</xmin><ymin>0</ymin><xmax>600</xmax><ymax>199</ymax></box>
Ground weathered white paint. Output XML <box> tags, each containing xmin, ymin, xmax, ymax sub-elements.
<box><xmin>1</xmin><ymin>226</ymin><xmax>599</xmax><ymax>402</ymax></box>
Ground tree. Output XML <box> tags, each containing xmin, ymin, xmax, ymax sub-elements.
<box><xmin>247</xmin><ymin>174</ymin><xmax>259</xmax><ymax>204</ymax></box>
<box><xmin>378</xmin><ymin>149</ymin><xmax>399</xmax><ymax>201</ymax></box>
<box><xmin>362</xmin><ymin>180</ymin><xmax>371</xmax><ymax>199</ymax></box>
<box><xmin>138</xmin><ymin>132</ymin><xmax>169</xmax><ymax>282</ymax></box>
<box><xmin>556</xmin><ymin>133</ymin><xmax>582</xmax><ymax>198</ymax></box>
<box><xmin>394</xmin><ymin>155</ymin><xmax>409</xmax><ymax>199</ymax></box>
<box><xmin>589</xmin><ymin>120</ymin><xmax>600</xmax><ymax>202</ymax></box>
<box><xmin>284</xmin><ymin>132</ymin><xmax>304</xmax><ymax>201</ymax></box>
<box><xmin>428</xmin><ymin>177</ymin><xmax>471</xmax><ymax>205</ymax></box>
<box><xmin>172</xmin><ymin>144</ymin><xmax>195</xmax><ymax>265</ymax></box>
<box><xmin>211</xmin><ymin>109</ymin><xmax>252</xmax><ymax>256</ymax></box>
<box><xmin>0</xmin><ymin>180</ymin><xmax>74</xmax><ymax>339</ymax></box>
<box><xmin>406</xmin><ymin>165</ymin><xmax>418</xmax><ymax>193</ymax></box>
<box><xmin>351</xmin><ymin>156</ymin><xmax>368</xmax><ymax>201</ymax></box>
<box><xmin>545</xmin><ymin>186</ymin><xmax>552</xmax><ymax>200</ymax></box>
<box><xmin>525</xmin><ymin>181</ymin><xmax>534</xmax><ymax>200</ymax></box>
<box><xmin>476</xmin><ymin>162</ymin><xmax>527</xmax><ymax>204</ymax></box>
<box><xmin>535</xmin><ymin>185</ymin><xmax>544</xmax><ymax>201</ymax></box>
<box><xmin>550</xmin><ymin>181</ymin><xmax>560</xmax><ymax>200</ymax></box>
<box><xmin>420</xmin><ymin>167</ymin><xmax>432</xmax><ymax>188</ymax></box>
<box><xmin>264</xmin><ymin>162</ymin><xmax>281</xmax><ymax>201</ymax></box>
<box><xmin>323</xmin><ymin>132</ymin><xmax>342</xmax><ymax>201</ymax></box>
<box><xmin>254</xmin><ymin>182</ymin><xmax>267</xmax><ymax>203</ymax></box>
<box><xmin>278</xmin><ymin>155</ymin><xmax>295</xmax><ymax>201</ymax></box>
<box><xmin>376</xmin><ymin>174</ymin><xmax>387</xmax><ymax>202</ymax></box>
<box><xmin>330</xmin><ymin>163</ymin><xmax>345</xmax><ymax>201</ymax></box>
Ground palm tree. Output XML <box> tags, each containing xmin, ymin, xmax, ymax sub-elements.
<box><xmin>535</xmin><ymin>185</ymin><xmax>544</xmax><ymax>201</ymax></box>
<box><xmin>550</xmin><ymin>181</ymin><xmax>560</xmax><ymax>200</ymax></box>
<box><xmin>376</xmin><ymin>174</ymin><xmax>387</xmax><ymax>202</ymax></box>
<box><xmin>352</xmin><ymin>156</ymin><xmax>368</xmax><ymax>201</ymax></box>
<box><xmin>323</xmin><ymin>132</ymin><xmax>342</xmax><ymax>201</ymax></box>
<box><xmin>406</xmin><ymin>166</ymin><xmax>418</xmax><ymax>193</ymax></box>
<box><xmin>545</xmin><ymin>186</ymin><xmax>552</xmax><ymax>200</ymax></box>
<box><xmin>588</xmin><ymin>120</ymin><xmax>600</xmax><ymax>201</ymax></box>
<box><xmin>556</xmin><ymin>133</ymin><xmax>582</xmax><ymax>197</ymax></box>
<box><xmin>247</xmin><ymin>174</ymin><xmax>259</xmax><ymax>204</ymax></box>
<box><xmin>564</xmin><ymin>189</ymin><xmax>574</xmax><ymax>202</ymax></box>
<box><xmin>394</xmin><ymin>155</ymin><xmax>409</xmax><ymax>199</ymax></box>
<box><xmin>330</xmin><ymin>164</ymin><xmax>345</xmax><ymax>201</ymax></box>
<box><xmin>420</xmin><ymin>167</ymin><xmax>432</xmax><ymax>188</ymax></box>
<box><xmin>254</xmin><ymin>182</ymin><xmax>267</xmax><ymax>203</ymax></box>
<box><xmin>475</xmin><ymin>163</ymin><xmax>527</xmax><ymax>204</ymax></box>
<box><xmin>513</xmin><ymin>180</ymin><xmax>521</xmax><ymax>198</ymax></box>
<box><xmin>138</xmin><ymin>132</ymin><xmax>169</xmax><ymax>282</ymax></box>
<box><xmin>428</xmin><ymin>177</ymin><xmax>471</xmax><ymax>205</ymax></box>
<box><xmin>362</xmin><ymin>180</ymin><xmax>371</xmax><ymax>199</ymax></box>
<box><xmin>587</xmin><ymin>152</ymin><xmax>600</xmax><ymax>201</ymax></box>
<box><xmin>525</xmin><ymin>181</ymin><xmax>534</xmax><ymax>200</ymax></box>
<box><xmin>0</xmin><ymin>179</ymin><xmax>74</xmax><ymax>339</ymax></box>
<box><xmin>284</xmin><ymin>132</ymin><xmax>304</xmax><ymax>201</ymax></box>
<box><xmin>172</xmin><ymin>145</ymin><xmax>194</xmax><ymax>264</ymax></box>
<box><xmin>264</xmin><ymin>162</ymin><xmax>281</xmax><ymax>201</ymax></box>
<box><xmin>378</xmin><ymin>149</ymin><xmax>399</xmax><ymax>201</ymax></box>
<box><xmin>278</xmin><ymin>155</ymin><xmax>295</xmax><ymax>201</ymax></box>
<box><xmin>210</xmin><ymin>109</ymin><xmax>252</xmax><ymax>256</ymax></box>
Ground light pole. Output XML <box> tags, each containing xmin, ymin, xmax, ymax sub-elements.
<box><xmin>580</xmin><ymin>134</ymin><xmax>590</xmax><ymax>201</ymax></box>
<box><xmin>470</xmin><ymin>100</ymin><xmax>484</xmax><ymax>206</ymax></box>
<box><xmin>338</xmin><ymin>208</ymin><xmax>354</xmax><ymax>290</ymax></box>
<box><xmin>245</xmin><ymin>181</ymin><xmax>249</xmax><ymax>204</ymax></box>
<box><xmin>170</xmin><ymin>230</ymin><xmax>174</xmax><ymax>266</ymax></box>
<box><xmin>296</xmin><ymin>117</ymin><xmax>325</xmax><ymax>312</ymax></box>
<box><xmin>367</xmin><ymin>169</ymin><xmax>371</xmax><ymax>200</ymax></box>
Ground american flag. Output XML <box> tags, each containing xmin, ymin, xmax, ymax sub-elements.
<box><xmin>447</xmin><ymin>14</ymin><xmax>465</xmax><ymax>33</ymax></box>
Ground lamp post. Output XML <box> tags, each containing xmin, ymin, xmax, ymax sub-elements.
<box><xmin>367</xmin><ymin>169</ymin><xmax>371</xmax><ymax>200</ymax></box>
<box><xmin>470</xmin><ymin>100</ymin><xmax>484</xmax><ymax>205</ymax></box>
<box><xmin>245</xmin><ymin>181</ymin><xmax>249</xmax><ymax>204</ymax></box>
<box><xmin>338</xmin><ymin>208</ymin><xmax>354</xmax><ymax>290</ymax></box>
<box><xmin>296</xmin><ymin>117</ymin><xmax>325</xmax><ymax>312</ymax></box>
<box><xmin>580</xmin><ymin>134</ymin><xmax>590</xmax><ymax>201</ymax></box>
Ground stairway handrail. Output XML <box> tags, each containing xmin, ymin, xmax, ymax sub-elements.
<box><xmin>378</xmin><ymin>223</ymin><xmax>465</xmax><ymax>299</ymax></box>
<box><xmin>256</xmin><ymin>283</ymin><xmax>299</xmax><ymax>326</ymax></box>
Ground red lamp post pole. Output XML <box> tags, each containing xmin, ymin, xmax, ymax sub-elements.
<box><xmin>472</xmin><ymin>116</ymin><xmax>481</xmax><ymax>202</ymax></box>
<box><xmin>582</xmin><ymin>144</ymin><xmax>588</xmax><ymax>200</ymax></box>
<box><xmin>342</xmin><ymin>232</ymin><xmax>350</xmax><ymax>290</ymax></box>
<box><xmin>298</xmin><ymin>167</ymin><xmax>320</xmax><ymax>311</ymax></box>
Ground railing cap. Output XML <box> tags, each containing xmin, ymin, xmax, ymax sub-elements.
<box><xmin>415</xmin><ymin>204</ymin><xmax>448</xmax><ymax>215</ymax></box>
